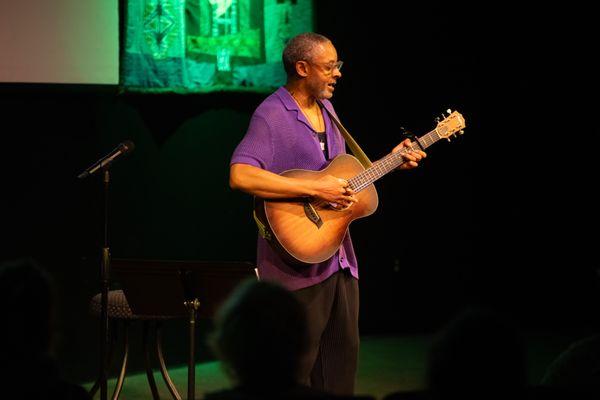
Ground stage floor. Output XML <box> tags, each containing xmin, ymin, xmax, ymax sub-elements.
<box><xmin>83</xmin><ymin>331</ymin><xmax>584</xmax><ymax>399</ymax></box>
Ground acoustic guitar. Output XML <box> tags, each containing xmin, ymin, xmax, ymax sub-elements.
<box><xmin>254</xmin><ymin>110</ymin><xmax>466</xmax><ymax>266</ymax></box>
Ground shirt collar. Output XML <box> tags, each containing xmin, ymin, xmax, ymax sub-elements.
<box><xmin>275</xmin><ymin>86</ymin><xmax>316</xmax><ymax>131</ymax></box>
<box><xmin>276</xmin><ymin>86</ymin><xmax>301</xmax><ymax>112</ymax></box>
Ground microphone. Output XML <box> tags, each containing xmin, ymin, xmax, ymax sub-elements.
<box><xmin>78</xmin><ymin>140</ymin><xmax>135</xmax><ymax>179</ymax></box>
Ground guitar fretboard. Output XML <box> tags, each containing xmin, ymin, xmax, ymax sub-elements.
<box><xmin>348</xmin><ymin>126</ymin><xmax>447</xmax><ymax>193</ymax></box>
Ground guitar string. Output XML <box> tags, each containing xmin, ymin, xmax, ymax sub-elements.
<box><xmin>308</xmin><ymin>128</ymin><xmax>447</xmax><ymax>209</ymax></box>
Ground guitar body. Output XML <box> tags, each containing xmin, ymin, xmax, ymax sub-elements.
<box><xmin>255</xmin><ymin>154</ymin><xmax>379</xmax><ymax>266</ymax></box>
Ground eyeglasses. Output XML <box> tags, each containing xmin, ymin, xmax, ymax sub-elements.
<box><xmin>327</xmin><ymin>60</ymin><xmax>344</xmax><ymax>73</ymax></box>
<box><xmin>307</xmin><ymin>60</ymin><xmax>344</xmax><ymax>75</ymax></box>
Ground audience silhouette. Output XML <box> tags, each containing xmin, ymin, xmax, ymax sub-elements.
<box><xmin>426</xmin><ymin>306</ymin><xmax>528</xmax><ymax>398</ymax></box>
<box><xmin>0</xmin><ymin>257</ymin><xmax>90</xmax><ymax>399</ymax></box>
<box><xmin>205</xmin><ymin>279</ymin><xmax>373</xmax><ymax>399</ymax></box>
<box><xmin>541</xmin><ymin>333</ymin><xmax>600</xmax><ymax>397</ymax></box>
<box><xmin>384</xmin><ymin>306</ymin><xmax>527</xmax><ymax>400</ymax></box>
<box><xmin>205</xmin><ymin>279</ymin><xmax>328</xmax><ymax>399</ymax></box>
<box><xmin>10</xmin><ymin>257</ymin><xmax>595</xmax><ymax>400</ymax></box>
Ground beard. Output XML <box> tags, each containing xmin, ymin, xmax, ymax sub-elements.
<box><xmin>307</xmin><ymin>79</ymin><xmax>334</xmax><ymax>100</ymax></box>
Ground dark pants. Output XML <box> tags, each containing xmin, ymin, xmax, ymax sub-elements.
<box><xmin>294</xmin><ymin>270</ymin><xmax>359</xmax><ymax>396</ymax></box>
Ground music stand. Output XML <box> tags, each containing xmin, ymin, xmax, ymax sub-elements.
<box><xmin>111</xmin><ymin>259</ymin><xmax>257</xmax><ymax>400</ymax></box>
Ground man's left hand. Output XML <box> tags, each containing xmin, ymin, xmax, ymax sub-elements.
<box><xmin>392</xmin><ymin>138</ymin><xmax>427</xmax><ymax>170</ymax></box>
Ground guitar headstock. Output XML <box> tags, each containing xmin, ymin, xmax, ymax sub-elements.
<box><xmin>435</xmin><ymin>109</ymin><xmax>466</xmax><ymax>141</ymax></box>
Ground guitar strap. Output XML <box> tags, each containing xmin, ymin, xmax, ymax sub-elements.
<box><xmin>253</xmin><ymin>208</ymin><xmax>270</xmax><ymax>241</ymax></box>
<box><xmin>317</xmin><ymin>100</ymin><xmax>372</xmax><ymax>168</ymax></box>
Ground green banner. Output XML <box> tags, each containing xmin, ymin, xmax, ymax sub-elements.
<box><xmin>122</xmin><ymin>0</ymin><xmax>314</xmax><ymax>93</ymax></box>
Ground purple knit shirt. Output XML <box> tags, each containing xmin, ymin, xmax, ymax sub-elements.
<box><xmin>230</xmin><ymin>86</ymin><xmax>358</xmax><ymax>291</ymax></box>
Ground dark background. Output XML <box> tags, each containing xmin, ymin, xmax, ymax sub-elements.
<box><xmin>1</xmin><ymin>1</ymin><xmax>596</xmax><ymax>384</ymax></box>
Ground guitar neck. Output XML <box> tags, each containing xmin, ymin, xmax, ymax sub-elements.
<box><xmin>348</xmin><ymin>128</ymin><xmax>443</xmax><ymax>193</ymax></box>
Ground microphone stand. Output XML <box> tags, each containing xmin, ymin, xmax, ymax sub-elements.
<box><xmin>78</xmin><ymin>140</ymin><xmax>134</xmax><ymax>400</ymax></box>
<box><xmin>99</xmin><ymin>167</ymin><xmax>111</xmax><ymax>400</ymax></box>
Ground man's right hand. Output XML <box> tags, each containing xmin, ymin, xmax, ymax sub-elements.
<box><xmin>312</xmin><ymin>175</ymin><xmax>358</xmax><ymax>208</ymax></box>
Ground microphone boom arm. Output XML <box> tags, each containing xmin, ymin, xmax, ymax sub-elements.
<box><xmin>78</xmin><ymin>140</ymin><xmax>135</xmax><ymax>179</ymax></box>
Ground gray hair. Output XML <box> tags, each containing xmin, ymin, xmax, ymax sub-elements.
<box><xmin>282</xmin><ymin>32</ymin><xmax>331</xmax><ymax>77</ymax></box>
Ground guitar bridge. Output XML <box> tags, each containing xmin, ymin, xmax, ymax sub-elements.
<box><xmin>303</xmin><ymin>201</ymin><xmax>323</xmax><ymax>229</ymax></box>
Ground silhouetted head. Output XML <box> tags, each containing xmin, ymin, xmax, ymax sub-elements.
<box><xmin>0</xmin><ymin>258</ymin><xmax>55</xmax><ymax>362</ymax></box>
<box><xmin>542</xmin><ymin>334</ymin><xmax>600</xmax><ymax>391</ymax></box>
<box><xmin>427</xmin><ymin>307</ymin><xmax>527</xmax><ymax>398</ymax></box>
<box><xmin>209</xmin><ymin>279</ymin><xmax>309</xmax><ymax>390</ymax></box>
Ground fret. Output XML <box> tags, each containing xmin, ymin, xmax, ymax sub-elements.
<box><xmin>349</xmin><ymin>128</ymin><xmax>447</xmax><ymax>192</ymax></box>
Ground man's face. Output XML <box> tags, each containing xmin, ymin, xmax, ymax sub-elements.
<box><xmin>305</xmin><ymin>41</ymin><xmax>342</xmax><ymax>100</ymax></box>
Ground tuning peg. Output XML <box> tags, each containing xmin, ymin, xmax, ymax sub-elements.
<box><xmin>459</xmin><ymin>130</ymin><xmax>464</xmax><ymax>135</ymax></box>
<box><xmin>435</xmin><ymin>117</ymin><xmax>441</xmax><ymax>123</ymax></box>
<box><xmin>446</xmin><ymin>108</ymin><xmax>453</xmax><ymax>114</ymax></box>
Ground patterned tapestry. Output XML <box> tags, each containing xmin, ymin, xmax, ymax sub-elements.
<box><xmin>122</xmin><ymin>0</ymin><xmax>314</xmax><ymax>93</ymax></box>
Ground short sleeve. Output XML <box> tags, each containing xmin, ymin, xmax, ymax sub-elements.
<box><xmin>230</xmin><ymin>115</ymin><xmax>274</xmax><ymax>170</ymax></box>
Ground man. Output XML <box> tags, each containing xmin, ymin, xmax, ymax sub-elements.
<box><xmin>229</xmin><ymin>32</ymin><xmax>426</xmax><ymax>395</ymax></box>
<box><xmin>206</xmin><ymin>279</ymin><xmax>331</xmax><ymax>399</ymax></box>
<box><xmin>0</xmin><ymin>258</ymin><xmax>91</xmax><ymax>399</ymax></box>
